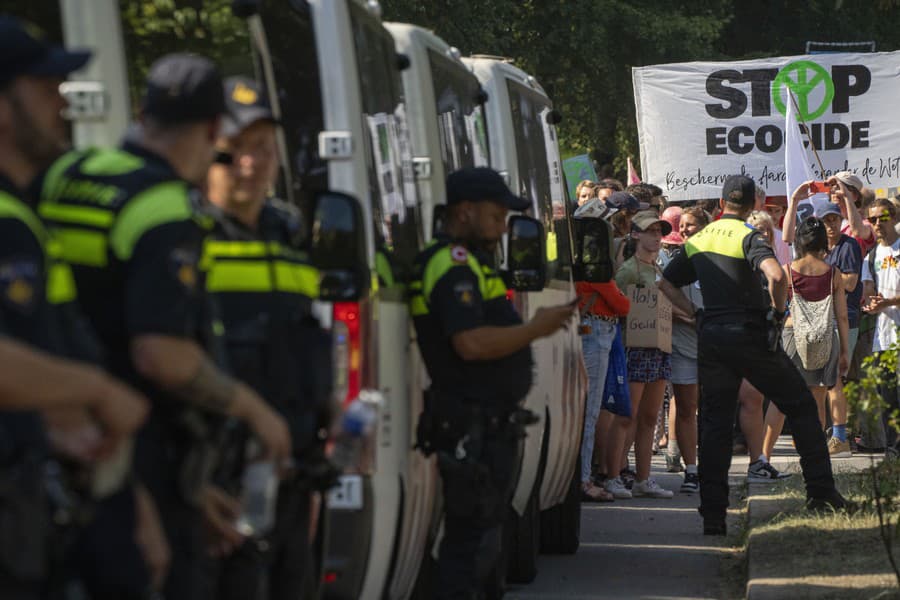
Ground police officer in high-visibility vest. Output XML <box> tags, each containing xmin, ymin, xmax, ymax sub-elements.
<box><xmin>409</xmin><ymin>167</ymin><xmax>576</xmax><ymax>599</ymax></box>
<box><xmin>38</xmin><ymin>54</ymin><xmax>292</xmax><ymax>599</ymax></box>
<box><xmin>202</xmin><ymin>76</ymin><xmax>331</xmax><ymax>600</ymax></box>
<box><xmin>659</xmin><ymin>175</ymin><xmax>852</xmax><ymax>536</ymax></box>
<box><xmin>0</xmin><ymin>18</ymin><xmax>152</xmax><ymax>598</ymax></box>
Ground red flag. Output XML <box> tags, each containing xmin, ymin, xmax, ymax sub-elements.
<box><xmin>627</xmin><ymin>157</ymin><xmax>641</xmax><ymax>185</ymax></box>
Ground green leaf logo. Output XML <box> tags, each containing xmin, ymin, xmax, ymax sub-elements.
<box><xmin>772</xmin><ymin>60</ymin><xmax>835</xmax><ymax>121</ymax></box>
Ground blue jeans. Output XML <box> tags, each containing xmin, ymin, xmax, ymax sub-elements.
<box><xmin>580</xmin><ymin>317</ymin><xmax>617</xmax><ymax>482</ymax></box>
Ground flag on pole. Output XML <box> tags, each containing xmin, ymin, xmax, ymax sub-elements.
<box><xmin>784</xmin><ymin>91</ymin><xmax>828</xmax><ymax>220</ymax></box>
<box><xmin>627</xmin><ymin>157</ymin><xmax>641</xmax><ymax>185</ymax></box>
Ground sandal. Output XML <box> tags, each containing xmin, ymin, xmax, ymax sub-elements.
<box><xmin>581</xmin><ymin>482</ymin><xmax>615</xmax><ymax>503</ymax></box>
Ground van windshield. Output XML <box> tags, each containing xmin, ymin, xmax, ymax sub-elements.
<box><xmin>507</xmin><ymin>78</ymin><xmax>571</xmax><ymax>281</ymax></box>
<box><xmin>428</xmin><ymin>49</ymin><xmax>489</xmax><ymax>174</ymax></box>
<box><xmin>349</xmin><ymin>2</ymin><xmax>421</xmax><ymax>285</ymax></box>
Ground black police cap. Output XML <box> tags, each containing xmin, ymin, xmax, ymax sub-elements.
<box><xmin>446</xmin><ymin>167</ymin><xmax>530</xmax><ymax>211</ymax></box>
<box><xmin>721</xmin><ymin>175</ymin><xmax>756</xmax><ymax>207</ymax></box>
<box><xmin>0</xmin><ymin>16</ymin><xmax>91</xmax><ymax>88</ymax></box>
<box><xmin>222</xmin><ymin>76</ymin><xmax>277</xmax><ymax>137</ymax></box>
<box><xmin>141</xmin><ymin>53</ymin><xmax>226</xmax><ymax>124</ymax></box>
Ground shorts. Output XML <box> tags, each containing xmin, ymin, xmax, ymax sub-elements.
<box><xmin>782</xmin><ymin>326</ymin><xmax>840</xmax><ymax>388</ymax></box>
<box><xmin>670</xmin><ymin>351</ymin><xmax>698</xmax><ymax>385</ymax></box>
<box><xmin>626</xmin><ymin>348</ymin><xmax>671</xmax><ymax>383</ymax></box>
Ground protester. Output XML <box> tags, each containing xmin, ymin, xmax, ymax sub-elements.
<box><xmin>574</xmin><ymin>199</ymin><xmax>629</xmax><ymax>502</ymax></box>
<box><xmin>830</xmin><ymin>172</ymin><xmax>876</xmax><ymax>257</ymax></box>
<box><xmin>763</xmin><ymin>216</ymin><xmax>850</xmax><ymax>459</ymax></box>
<box><xmin>762</xmin><ymin>196</ymin><xmax>793</xmax><ymax>265</ymax></box>
<box><xmin>608</xmin><ymin>191</ymin><xmax>643</xmax><ymax>267</ymax></box>
<box><xmin>595</xmin><ymin>181</ymin><xmax>617</xmax><ymax>203</ymax></box>
<box><xmin>575</xmin><ymin>179</ymin><xmax>597</xmax><ymax>206</ymax></box>
<box><xmin>610</xmin><ymin>211</ymin><xmax>675</xmax><ymax>499</ymax></box>
<box><xmin>861</xmin><ymin>199</ymin><xmax>900</xmax><ymax>454</ymax></box>
<box><xmin>747</xmin><ymin>210</ymin><xmax>776</xmax><ymax>246</ymax></box>
<box><xmin>658</xmin><ymin>206</ymin><xmax>706</xmax><ymax>492</ymax></box>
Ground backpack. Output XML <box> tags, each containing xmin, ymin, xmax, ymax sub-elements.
<box><xmin>572</xmin><ymin>217</ymin><xmax>615</xmax><ymax>283</ymax></box>
<box><xmin>789</xmin><ymin>266</ymin><xmax>834</xmax><ymax>370</ymax></box>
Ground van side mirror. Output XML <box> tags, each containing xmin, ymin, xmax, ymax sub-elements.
<box><xmin>310</xmin><ymin>191</ymin><xmax>369</xmax><ymax>301</ymax></box>
<box><xmin>505</xmin><ymin>215</ymin><xmax>546</xmax><ymax>291</ymax></box>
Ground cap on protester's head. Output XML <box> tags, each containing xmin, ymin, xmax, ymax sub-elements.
<box><xmin>660</xmin><ymin>206</ymin><xmax>684</xmax><ymax>244</ymax></box>
<box><xmin>222</xmin><ymin>76</ymin><xmax>277</xmax><ymax>137</ymax></box>
<box><xmin>606</xmin><ymin>191</ymin><xmax>646</xmax><ymax>212</ymax></box>
<box><xmin>574</xmin><ymin>198</ymin><xmax>616</xmax><ymax>220</ymax></box>
<box><xmin>833</xmin><ymin>171</ymin><xmax>864</xmax><ymax>192</ymax></box>
<box><xmin>446</xmin><ymin>167</ymin><xmax>530</xmax><ymax>211</ymax></box>
<box><xmin>815</xmin><ymin>202</ymin><xmax>843</xmax><ymax>220</ymax></box>
<box><xmin>764</xmin><ymin>195</ymin><xmax>788</xmax><ymax>208</ymax></box>
<box><xmin>0</xmin><ymin>16</ymin><xmax>91</xmax><ymax>89</ymax></box>
<box><xmin>721</xmin><ymin>175</ymin><xmax>756</xmax><ymax>207</ymax></box>
<box><xmin>141</xmin><ymin>53</ymin><xmax>226</xmax><ymax>124</ymax></box>
<box><xmin>631</xmin><ymin>210</ymin><xmax>673</xmax><ymax>236</ymax></box>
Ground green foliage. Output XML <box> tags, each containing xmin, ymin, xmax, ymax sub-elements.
<box><xmin>845</xmin><ymin>344</ymin><xmax>900</xmax><ymax>441</ymax></box>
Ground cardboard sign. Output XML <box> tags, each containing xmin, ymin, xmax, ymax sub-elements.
<box><xmin>624</xmin><ymin>284</ymin><xmax>672</xmax><ymax>353</ymax></box>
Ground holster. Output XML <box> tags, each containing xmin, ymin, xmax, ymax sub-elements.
<box><xmin>415</xmin><ymin>388</ymin><xmax>475</xmax><ymax>456</ymax></box>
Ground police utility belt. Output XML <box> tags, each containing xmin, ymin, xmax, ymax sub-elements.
<box><xmin>415</xmin><ymin>387</ymin><xmax>538</xmax><ymax>459</ymax></box>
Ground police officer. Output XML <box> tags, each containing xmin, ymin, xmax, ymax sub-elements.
<box><xmin>38</xmin><ymin>54</ymin><xmax>292</xmax><ymax>598</ymax></box>
<box><xmin>0</xmin><ymin>17</ymin><xmax>150</xmax><ymax>598</ymax></box>
<box><xmin>202</xmin><ymin>76</ymin><xmax>330</xmax><ymax>600</ymax></box>
<box><xmin>659</xmin><ymin>175</ymin><xmax>851</xmax><ymax>536</ymax></box>
<box><xmin>409</xmin><ymin>167</ymin><xmax>576</xmax><ymax>599</ymax></box>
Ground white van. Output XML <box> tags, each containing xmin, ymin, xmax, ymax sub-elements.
<box><xmin>56</xmin><ymin>0</ymin><xmax>433</xmax><ymax>598</ymax></box>
<box><xmin>464</xmin><ymin>55</ymin><xmax>586</xmax><ymax>567</ymax></box>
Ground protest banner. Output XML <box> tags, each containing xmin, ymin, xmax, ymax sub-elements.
<box><xmin>563</xmin><ymin>154</ymin><xmax>598</xmax><ymax>201</ymax></box>
<box><xmin>633</xmin><ymin>51</ymin><xmax>900</xmax><ymax>201</ymax></box>
<box><xmin>624</xmin><ymin>284</ymin><xmax>672</xmax><ymax>353</ymax></box>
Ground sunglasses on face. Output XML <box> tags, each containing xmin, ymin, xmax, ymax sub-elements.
<box><xmin>868</xmin><ymin>214</ymin><xmax>893</xmax><ymax>224</ymax></box>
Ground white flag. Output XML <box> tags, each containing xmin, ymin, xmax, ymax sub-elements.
<box><xmin>784</xmin><ymin>92</ymin><xmax>814</xmax><ymax>199</ymax></box>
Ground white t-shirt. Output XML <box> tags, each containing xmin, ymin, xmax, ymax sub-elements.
<box><xmin>861</xmin><ymin>238</ymin><xmax>900</xmax><ymax>352</ymax></box>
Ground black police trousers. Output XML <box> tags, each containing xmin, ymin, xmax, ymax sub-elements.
<box><xmin>697</xmin><ymin>322</ymin><xmax>836</xmax><ymax>520</ymax></box>
<box><xmin>436</xmin><ymin>432</ymin><xmax>522</xmax><ymax>600</ymax></box>
<box><xmin>204</xmin><ymin>479</ymin><xmax>315</xmax><ymax>600</ymax></box>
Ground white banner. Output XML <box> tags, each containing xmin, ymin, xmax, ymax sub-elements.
<box><xmin>633</xmin><ymin>51</ymin><xmax>900</xmax><ymax>201</ymax></box>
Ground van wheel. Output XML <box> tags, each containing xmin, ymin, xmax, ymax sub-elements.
<box><xmin>539</xmin><ymin>455</ymin><xmax>581</xmax><ymax>554</ymax></box>
<box><xmin>505</xmin><ymin>480</ymin><xmax>540</xmax><ymax>583</ymax></box>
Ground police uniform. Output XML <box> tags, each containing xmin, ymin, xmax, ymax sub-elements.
<box><xmin>202</xmin><ymin>76</ymin><xmax>331</xmax><ymax>600</ymax></box>
<box><xmin>38</xmin><ymin>54</ymin><xmax>229</xmax><ymax>598</ymax></box>
<box><xmin>204</xmin><ymin>200</ymin><xmax>329</xmax><ymax>600</ymax></box>
<box><xmin>410</xmin><ymin>168</ymin><xmax>532</xmax><ymax>600</ymax></box>
<box><xmin>662</xmin><ymin>175</ymin><xmax>839</xmax><ymax>530</ymax></box>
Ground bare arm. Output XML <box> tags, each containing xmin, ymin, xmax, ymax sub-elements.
<box><xmin>452</xmin><ymin>303</ymin><xmax>576</xmax><ymax>361</ymax></box>
<box><xmin>131</xmin><ymin>335</ymin><xmax>291</xmax><ymax>459</ymax></box>
<box><xmin>834</xmin><ymin>180</ymin><xmax>867</xmax><ymax>239</ymax></box>
<box><xmin>839</xmin><ymin>270</ymin><xmax>859</xmax><ymax>293</ymax></box>
<box><xmin>832</xmin><ymin>268</ymin><xmax>850</xmax><ymax>356</ymax></box>
<box><xmin>783</xmin><ymin>181</ymin><xmax>812</xmax><ymax>245</ymax></box>
<box><xmin>759</xmin><ymin>257</ymin><xmax>788</xmax><ymax>313</ymax></box>
<box><xmin>659</xmin><ymin>278</ymin><xmax>694</xmax><ymax>316</ymax></box>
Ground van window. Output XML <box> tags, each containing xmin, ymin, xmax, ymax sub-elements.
<box><xmin>506</xmin><ymin>79</ymin><xmax>572</xmax><ymax>282</ymax></box>
<box><xmin>427</xmin><ymin>49</ymin><xmax>490</xmax><ymax>174</ymax></box>
<box><xmin>349</xmin><ymin>2</ymin><xmax>421</xmax><ymax>286</ymax></box>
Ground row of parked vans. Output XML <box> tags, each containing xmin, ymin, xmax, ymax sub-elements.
<box><xmin>52</xmin><ymin>0</ymin><xmax>587</xmax><ymax>597</ymax></box>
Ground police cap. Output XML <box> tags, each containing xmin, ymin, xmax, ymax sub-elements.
<box><xmin>222</xmin><ymin>76</ymin><xmax>277</xmax><ymax>137</ymax></box>
<box><xmin>446</xmin><ymin>167</ymin><xmax>529</xmax><ymax>211</ymax></box>
<box><xmin>721</xmin><ymin>175</ymin><xmax>756</xmax><ymax>207</ymax></box>
<box><xmin>0</xmin><ymin>16</ymin><xmax>91</xmax><ymax>88</ymax></box>
<box><xmin>141</xmin><ymin>53</ymin><xmax>226</xmax><ymax>124</ymax></box>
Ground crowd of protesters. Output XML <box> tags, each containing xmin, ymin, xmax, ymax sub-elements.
<box><xmin>573</xmin><ymin>172</ymin><xmax>900</xmax><ymax>503</ymax></box>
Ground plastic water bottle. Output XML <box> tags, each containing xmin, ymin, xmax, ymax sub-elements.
<box><xmin>235</xmin><ymin>460</ymin><xmax>279</xmax><ymax>538</ymax></box>
<box><xmin>331</xmin><ymin>395</ymin><xmax>379</xmax><ymax>470</ymax></box>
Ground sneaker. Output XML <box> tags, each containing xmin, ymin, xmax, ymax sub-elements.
<box><xmin>747</xmin><ymin>460</ymin><xmax>793</xmax><ymax>482</ymax></box>
<box><xmin>619</xmin><ymin>467</ymin><xmax>637</xmax><ymax>490</ymax></box>
<box><xmin>681</xmin><ymin>472</ymin><xmax>700</xmax><ymax>493</ymax></box>
<box><xmin>828</xmin><ymin>437</ymin><xmax>852</xmax><ymax>459</ymax></box>
<box><xmin>603</xmin><ymin>477</ymin><xmax>633</xmax><ymax>499</ymax></box>
<box><xmin>807</xmin><ymin>490</ymin><xmax>858</xmax><ymax>514</ymax></box>
<box><xmin>632</xmin><ymin>479</ymin><xmax>674</xmax><ymax>499</ymax></box>
<box><xmin>665</xmin><ymin>453</ymin><xmax>684</xmax><ymax>473</ymax></box>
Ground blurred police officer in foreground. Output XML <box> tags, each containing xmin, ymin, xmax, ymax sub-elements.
<box><xmin>38</xmin><ymin>53</ymin><xmax>292</xmax><ymax>598</ymax></box>
<box><xmin>0</xmin><ymin>16</ymin><xmax>151</xmax><ymax>598</ymax></box>
<box><xmin>202</xmin><ymin>76</ymin><xmax>331</xmax><ymax>600</ymax></box>
<box><xmin>659</xmin><ymin>175</ymin><xmax>851</xmax><ymax>536</ymax></box>
<box><xmin>409</xmin><ymin>167</ymin><xmax>576</xmax><ymax>599</ymax></box>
